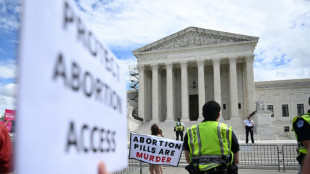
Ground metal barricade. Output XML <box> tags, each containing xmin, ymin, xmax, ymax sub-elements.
<box><xmin>113</xmin><ymin>159</ymin><xmax>144</xmax><ymax>174</ymax></box>
<box><xmin>239</xmin><ymin>144</ymin><xmax>280</xmax><ymax>171</ymax></box>
<box><xmin>282</xmin><ymin>144</ymin><xmax>299</xmax><ymax>171</ymax></box>
<box><xmin>113</xmin><ymin>144</ymin><xmax>300</xmax><ymax>173</ymax></box>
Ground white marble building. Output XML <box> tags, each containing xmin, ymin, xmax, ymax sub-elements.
<box><xmin>255</xmin><ymin>79</ymin><xmax>310</xmax><ymax>138</ymax></box>
<box><xmin>133</xmin><ymin>26</ymin><xmax>258</xmax><ymax>122</ymax></box>
<box><xmin>128</xmin><ymin>27</ymin><xmax>310</xmax><ymax>140</ymax></box>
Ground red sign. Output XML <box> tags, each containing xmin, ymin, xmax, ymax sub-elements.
<box><xmin>0</xmin><ymin>121</ymin><xmax>12</xmax><ymax>132</ymax></box>
<box><xmin>5</xmin><ymin>109</ymin><xmax>15</xmax><ymax>121</ymax></box>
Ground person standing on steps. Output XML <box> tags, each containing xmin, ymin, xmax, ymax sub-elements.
<box><xmin>243</xmin><ymin>116</ymin><xmax>254</xmax><ymax>144</ymax></box>
<box><xmin>174</xmin><ymin>118</ymin><xmax>185</xmax><ymax>141</ymax></box>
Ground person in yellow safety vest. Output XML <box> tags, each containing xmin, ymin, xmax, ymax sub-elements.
<box><xmin>183</xmin><ymin>101</ymin><xmax>239</xmax><ymax>174</ymax></box>
<box><xmin>174</xmin><ymin>118</ymin><xmax>185</xmax><ymax>141</ymax></box>
<box><xmin>292</xmin><ymin>97</ymin><xmax>310</xmax><ymax>174</ymax></box>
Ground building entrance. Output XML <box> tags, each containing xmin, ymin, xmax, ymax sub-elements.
<box><xmin>189</xmin><ymin>95</ymin><xmax>199</xmax><ymax>121</ymax></box>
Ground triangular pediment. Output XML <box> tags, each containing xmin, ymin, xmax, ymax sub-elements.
<box><xmin>133</xmin><ymin>27</ymin><xmax>258</xmax><ymax>53</ymax></box>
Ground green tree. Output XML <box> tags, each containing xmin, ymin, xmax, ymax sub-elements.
<box><xmin>0</xmin><ymin>113</ymin><xmax>5</xmax><ymax>121</ymax></box>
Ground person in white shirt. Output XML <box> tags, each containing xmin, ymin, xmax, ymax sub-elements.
<box><xmin>243</xmin><ymin>116</ymin><xmax>254</xmax><ymax>144</ymax></box>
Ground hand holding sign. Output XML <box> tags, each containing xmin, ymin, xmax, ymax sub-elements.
<box><xmin>0</xmin><ymin>121</ymin><xmax>12</xmax><ymax>132</ymax></box>
<box><xmin>98</xmin><ymin>162</ymin><xmax>110</xmax><ymax>174</ymax></box>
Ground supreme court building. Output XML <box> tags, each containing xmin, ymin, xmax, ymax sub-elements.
<box><xmin>133</xmin><ymin>27</ymin><xmax>259</xmax><ymax>122</ymax></box>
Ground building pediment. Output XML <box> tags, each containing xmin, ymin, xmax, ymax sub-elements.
<box><xmin>133</xmin><ymin>27</ymin><xmax>259</xmax><ymax>54</ymax></box>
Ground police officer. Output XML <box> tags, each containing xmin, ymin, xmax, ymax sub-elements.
<box><xmin>174</xmin><ymin>118</ymin><xmax>185</xmax><ymax>141</ymax></box>
<box><xmin>292</xmin><ymin>97</ymin><xmax>310</xmax><ymax>174</ymax></box>
<box><xmin>183</xmin><ymin>101</ymin><xmax>239</xmax><ymax>174</ymax></box>
<box><xmin>243</xmin><ymin>116</ymin><xmax>254</xmax><ymax>144</ymax></box>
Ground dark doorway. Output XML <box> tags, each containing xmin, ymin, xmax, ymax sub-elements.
<box><xmin>189</xmin><ymin>95</ymin><xmax>199</xmax><ymax>121</ymax></box>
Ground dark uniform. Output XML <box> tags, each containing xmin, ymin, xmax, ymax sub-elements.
<box><xmin>292</xmin><ymin>111</ymin><xmax>310</xmax><ymax>172</ymax></box>
<box><xmin>183</xmin><ymin>119</ymin><xmax>240</xmax><ymax>174</ymax></box>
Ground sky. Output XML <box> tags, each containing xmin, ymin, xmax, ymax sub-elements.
<box><xmin>0</xmin><ymin>0</ymin><xmax>310</xmax><ymax>115</ymax></box>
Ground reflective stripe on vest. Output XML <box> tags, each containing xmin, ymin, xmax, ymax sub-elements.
<box><xmin>175</xmin><ymin>121</ymin><xmax>183</xmax><ymax>131</ymax></box>
<box><xmin>292</xmin><ymin>113</ymin><xmax>310</xmax><ymax>154</ymax></box>
<box><xmin>187</xmin><ymin>121</ymin><xmax>233</xmax><ymax>171</ymax></box>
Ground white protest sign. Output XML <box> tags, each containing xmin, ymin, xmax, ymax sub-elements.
<box><xmin>17</xmin><ymin>0</ymin><xmax>127</xmax><ymax>173</ymax></box>
<box><xmin>129</xmin><ymin>132</ymin><xmax>183</xmax><ymax>167</ymax></box>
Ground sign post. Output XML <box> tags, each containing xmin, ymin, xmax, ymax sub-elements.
<box><xmin>17</xmin><ymin>0</ymin><xmax>127</xmax><ymax>173</ymax></box>
<box><xmin>0</xmin><ymin>121</ymin><xmax>12</xmax><ymax>132</ymax></box>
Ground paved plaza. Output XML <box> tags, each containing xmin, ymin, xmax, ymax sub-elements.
<box><xmin>132</xmin><ymin>167</ymin><xmax>297</xmax><ymax>174</ymax></box>
<box><xmin>161</xmin><ymin>167</ymin><xmax>298</xmax><ymax>174</ymax></box>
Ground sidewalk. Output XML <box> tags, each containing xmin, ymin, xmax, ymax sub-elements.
<box><xmin>239</xmin><ymin>139</ymin><xmax>296</xmax><ymax>144</ymax></box>
<box><xmin>164</xmin><ymin>168</ymin><xmax>297</xmax><ymax>174</ymax></box>
<box><xmin>148</xmin><ymin>167</ymin><xmax>298</xmax><ymax>174</ymax></box>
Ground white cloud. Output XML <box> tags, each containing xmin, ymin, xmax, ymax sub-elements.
<box><xmin>0</xmin><ymin>61</ymin><xmax>16</xmax><ymax>78</ymax></box>
<box><xmin>0</xmin><ymin>0</ymin><xmax>309</xmax><ymax>84</ymax></box>
<box><xmin>0</xmin><ymin>95</ymin><xmax>15</xmax><ymax>116</ymax></box>
<box><xmin>0</xmin><ymin>0</ymin><xmax>20</xmax><ymax>30</ymax></box>
<box><xmin>74</xmin><ymin>0</ymin><xmax>310</xmax><ymax>82</ymax></box>
<box><xmin>0</xmin><ymin>83</ymin><xmax>16</xmax><ymax>97</ymax></box>
<box><xmin>118</xmin><ymin>56</ymin><xmax>137</xmax><ymax>86</ymax></box>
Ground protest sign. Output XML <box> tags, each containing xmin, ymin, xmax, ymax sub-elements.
<box><xmin>5</xmin><ymin>109</ymin><xmax>15</xmax><ymax>121</ymax></box>
<box><xmin>17</xmin><ymin>0</ymin><xmax>127</xmax><ymax>173</ymax></box>
<box><xmin>0</xmin><ymin>121</ymin><xmax>12</xmax><ymax>132</ymax></box>
<box><xmin>129</xmin><ymin>132</ymin><xmax>183</xmax><ymax>167</ymax></box>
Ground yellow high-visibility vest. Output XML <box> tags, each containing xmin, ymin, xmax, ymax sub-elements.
<box><xmin>175</xmin><ymin>121</ymin><xmax>184</xmax><ymax>131</ymax></box>
<box><xmin>187</xmin><ymin>121</ymin><xmax>233</xmax><ymax>171</ymax></box>
<box><xmin>292</xmin><ymin>113</ymin><xmax>310</xmax><ymax>154</ymax></box>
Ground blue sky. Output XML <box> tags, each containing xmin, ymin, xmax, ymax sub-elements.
<box><xmin>1</xmin><ymin>0</ymin><xmax>310</xmax><ymax>115</ymax></box>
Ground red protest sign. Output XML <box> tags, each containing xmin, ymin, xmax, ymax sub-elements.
<box><xmin>5</xmin><ymin>109</ymin><xmax>15</xmax><ymax>121</ymax></box>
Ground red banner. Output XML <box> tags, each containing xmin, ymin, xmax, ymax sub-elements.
<box><xmin>5</xmin><ymin>109</ymin><xmax>15</xmax><ymax>121</ymax></box>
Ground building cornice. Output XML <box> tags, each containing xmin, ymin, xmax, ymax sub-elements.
<box><xmin>255</xmin><ymin>78</ymin><xmax>310</xmax><ymax>88</ymax></box>
<box><xmin>133</xmin><ymin>26</ymin><xmax>258</xmax><ymax>54</ymax></box>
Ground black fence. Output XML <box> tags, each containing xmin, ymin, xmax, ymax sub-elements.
<box><xmin>113</xmin><ymin>144</ymin><xmax>298</xmax><ymax>174</ymax></box>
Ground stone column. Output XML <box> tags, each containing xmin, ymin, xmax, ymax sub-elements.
<box><xmin>212</xmin><ymin>58</ymin><xmax>223</xmax><ymax>121</ymax></box>
<box><xmin>137</xmin><ymin>65</ymin><xmax>146</xmax><ymax>121</ymax></box>
<box><xmin>245</xmin><ymin>55</ymin><xmax>255</xmax><ymax>116</ymax></box>
<box><xmin>180</xmin><ymin>61</ymin><xmax>189</xmax><ymax>121</ymax></box>
<box><xmin>197</xmin><ymin>60</ymin><xmax>205</xmax><ymax>118</ymax></box>
<box><xmin>151</xmin><ymin>64</ymin><xmax>159</xmax><ymax>121</ymax></box>
<box><xmin>212</xmin><ymin>58</ymin><xmax>222</xmax><ymax>105</ymax></box>
<box><xmin>166</xmin><ymin>63</ymin><xmax>174</xmax><ymax>121</ymax></box>
<box><xmin>229</xmin><ymin>57</ymin><xmax>239</xmax><ymax>120</ymax></box>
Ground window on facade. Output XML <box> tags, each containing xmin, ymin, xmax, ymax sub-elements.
<box><xmin>267</xmin><ymin>105</ymin><xmax>274</xmax><ymax>117</ymax></box>
<box><xmin>284</xmin><ymin>126</ymin><xmax>290</xmax><ymax>132</ymax></box>
<box><xmin>223</xmin><ymin>104</ymin><xmax>226</xmax><ymax>110</ymax></box>
<box><xmin>238</xmin><ymin>103</ymin><xmax>241</xmax><ymax>109</ymax></box>
<box><xmin>297</xmin><ymin>104</ymin><xmax>304</xmax><ymax>116</ymax></box>
<box><xmin>282</xmin><ymin>104</ymin><xmax>289</xmax><ymax>117</ymax></box>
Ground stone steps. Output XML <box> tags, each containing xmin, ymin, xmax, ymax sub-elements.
<box><xmin>132</xmin><ymin>119</ymin><xmax>253</xmax><ymax>141</ymax></box>
<box><xmin>132</xmin><ymin>118</ymin><xmax>294</xmax><ymax>142</ymax></box>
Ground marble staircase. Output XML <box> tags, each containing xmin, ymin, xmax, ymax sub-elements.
<box><xmin>131</xmin><ymin>117</ymin><xmax>294</xmax><ymax>143</ymax></box>
<box><xmin>132</xmin><ymin>118</ymin><xmax>254</xmax><ymax>142</ymax></box>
